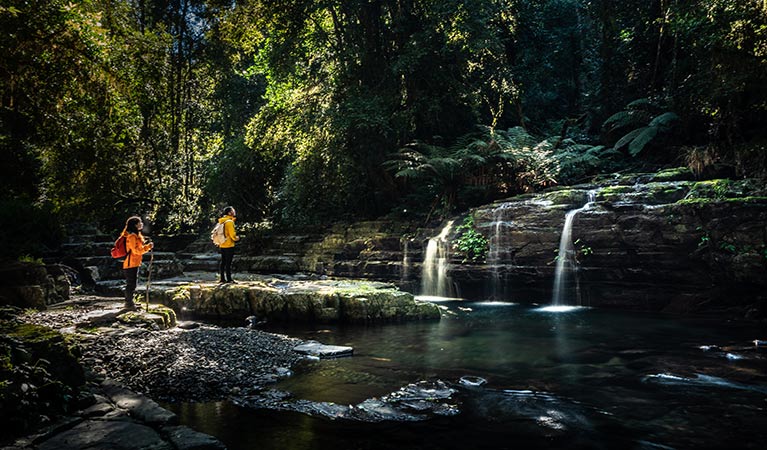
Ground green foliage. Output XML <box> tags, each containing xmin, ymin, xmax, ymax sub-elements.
<box><xmin>386</xmin><ymin>126</ymin><xmax>561</xmax><ymax>218</ymax></box>
<box><xmin>553</xmin><ymin>140</ymin><xmax>624</xmax><ymax>184</ymax></box>
<box><xmin>574</xmin><ymin>239</ymin><xmax>593</xmax><ymax>258</ymax></box>
<box><xmin>604</xmin><ymin>99</ymin><xmax>679</xmax><ymax>156</ymax></box>
<box><xmin>452</xmin><ymin>215</ymin><xmax>488</xmax><ymax>263</ymax></box>
<box><xmin>17</xmin><ymin>255</ymin><xmax>44</xmax><ymax>266</ymax></box>
<box><xmin>2</xmin><ymin>0</ymin><xmax>767</xmax><ymax>231</ymax></box>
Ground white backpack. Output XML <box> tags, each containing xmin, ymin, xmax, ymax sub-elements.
<box><xmin>211</xmin><ymin>221</ymin><xmax>228</xmax><ymax>246</ymax></box>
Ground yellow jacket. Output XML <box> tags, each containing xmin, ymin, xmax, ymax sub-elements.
<box><xmin>121</xmin><ymin>231</ymin><xmax>152</xmax><ymax>269</ymax></box>
<box><xmin>218</xmin><ymin>216</ymin><xmax>238</xmax><ymax>248</ymax></box>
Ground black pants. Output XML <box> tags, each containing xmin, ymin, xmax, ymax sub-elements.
<box><xmin>124</xmin><ymin>267</ymin><xmax>139</xmax><ymax>305</ymax></box>
<box><xmin>220</xmin><ymin>247</ymin><xmax>235</xmax><ymax>282</ymax></box>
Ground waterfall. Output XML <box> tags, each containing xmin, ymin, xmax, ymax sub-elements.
<box><xmin>420</xmin><ymin>221</ymin><xmax>454</xmax><ymax>297</ymax></box>
<box><xmin>489</xmin><ymin>204</ymin><xmax>512</xmax><ymax>300</ymax></box>
<box><xmin>551</xmin><ymin>191</ymin><xmax>596</xmax><ymax>305</ymax></box>
<box><xmin>401</xmin><ymin>239</ymin><xmax>410</xmax><ymax>282</ymax></box>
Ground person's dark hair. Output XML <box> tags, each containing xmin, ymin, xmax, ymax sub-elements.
<box><xmin>223</xmin><ymin>206</ymin><xmax>235</xmax><ymax>216</ymax></box>
<box><xmin>125</xmin><ymin>216</ymin><xmax>142</xmax><ymax>234</ymax></box>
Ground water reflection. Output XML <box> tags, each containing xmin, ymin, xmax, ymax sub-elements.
<box><xmin>165</xmin><ymin>303</ymin><xmax>767</xmax><ymax>450</ymax></box>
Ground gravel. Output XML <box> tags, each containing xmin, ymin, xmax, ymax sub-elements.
<box><xmin>20</xmin><ymin>297</ymin><xmax>305</xmax><ymax>402</ymax></box>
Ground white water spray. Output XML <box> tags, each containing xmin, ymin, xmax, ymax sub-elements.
<box><xmin>401</xmin><ymin>239</ymin><xmax>410</xmax><ymax>282</ymax></box>
<box><xmin>488</xmin><ymin>204</ymin><xmax>513</xmax><ymax>300</ymax></box>
<box><xmin>551</xmin><ymin>191</ymin><xmax>596</xmax><ymax>306</ymax></box>
<box><xmin>420</xmin><ymin>221</ymin><xmax>454</xmax><ymax>297</ymax></box>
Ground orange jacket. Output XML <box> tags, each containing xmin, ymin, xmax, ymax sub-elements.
<box><xmin>122</xmin><ymin>231</ymin><xmax>152</xmax><ymax>269</ymax></box>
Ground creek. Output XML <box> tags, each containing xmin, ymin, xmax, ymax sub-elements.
<box><xmin>163</xmin><ymin>301</ymin><xmax>767</xmax><ymax>449</ymax></box>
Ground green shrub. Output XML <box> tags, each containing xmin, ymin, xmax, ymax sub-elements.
<box><xmin>452</xmin><ymin>215</ymin><xmax>488</xmax><ymax>263</ymax></box>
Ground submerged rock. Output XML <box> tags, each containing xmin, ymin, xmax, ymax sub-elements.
<box><xmin>235</xmin><ymin>380</ymin><xmax>459</xmax><ymax>423</ymax></box>
<box><xmin>293</xmin><ymin>340</ymin><xmax>353</xmax><ymax>358</ymax></box>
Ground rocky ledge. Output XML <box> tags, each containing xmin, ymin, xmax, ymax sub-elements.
<box><xmin>138</xmin><ymin>273</ymin><xmax>441</xmax><ymax>323</ymax></box>
<box><xmin>5</xmin><ymin>294</ymin><xmax>336</xmax><ymax>448</ymax></box>
<box><xmin>9</xmin><ymin>379</ymin><xmax>227</xmax><ymax>450</ymax></box>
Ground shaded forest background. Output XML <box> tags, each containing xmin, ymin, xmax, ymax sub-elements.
<box><xmin>2</xmin><ymin>0</ymin><xmax>766</xmax><ymax>257</ymax></box>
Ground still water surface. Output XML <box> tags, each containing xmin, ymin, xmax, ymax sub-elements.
<box><xmin>165</xmin><ymin>301</ymin><xmax>767</xmax><ymax>449</ymax></box>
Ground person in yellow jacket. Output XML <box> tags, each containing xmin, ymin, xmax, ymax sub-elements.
<box><xmin>121</xmin><ymin>216</ymin><xmax>153</xmax><ymax>309</ymax></box>
<box><xmin>218</xmin><ymin>206</ymin><xmax>239</xmax><ymax>283</ymax></box>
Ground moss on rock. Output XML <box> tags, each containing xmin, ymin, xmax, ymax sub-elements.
<box><xmin>648</xmin><ymin>167</ymin><xmax>695</xmax><ymax>182</ymax></box>
<box><xmin>0</xmin><ymin>320</ymin><xmax>84</xmax><ymax>440</ymax></box>
<box><xmin>154</xmin><ymin>280</ymin><xmax>440</xmax><ymax>323</ymax></box>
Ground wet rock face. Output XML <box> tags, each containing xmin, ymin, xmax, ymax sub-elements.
<box><xmin>465</xmin><ymin>178</ymin><xmax>767</xmax><ymax>312</ymax></box>
<box><xmin>217</xmin><ymin>171</ymin><xmax>766</xmax><ymax>315</ymax></box>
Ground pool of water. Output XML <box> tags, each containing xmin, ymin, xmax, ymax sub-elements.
<box><xmin>164</xmin><ymin>302</ymin><xmax>767</xmax><ymax>449</ymax></box>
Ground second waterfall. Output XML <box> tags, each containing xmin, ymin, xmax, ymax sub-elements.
<box><xmin>420</xmin><ymin>221</ymin><xmax>455</xmax><ymax>298</ymax></box>
<box><xmin>551</xmin><ymin>191</ymin><xmax>596</xmax><ymax>306</ymax></box>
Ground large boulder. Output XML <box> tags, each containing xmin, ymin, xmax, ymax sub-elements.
<box><xmin>152</xmin><ymin>279</ymin><xmax>441</xmax><ymax>323</ymax></box>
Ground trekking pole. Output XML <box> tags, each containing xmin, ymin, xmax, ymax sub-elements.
<box><xmin>145</xmin><ymin>248</ymin><xmax>154</xmax><ymax>312</ymax></box>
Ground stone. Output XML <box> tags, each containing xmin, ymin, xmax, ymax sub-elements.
<box><xmin>101</xmin><ymin>380</ymin><xmax>178</xmax><ymax>425</ymax></box>
<box><xmin>177</xmin><ymin>320</ymin><xmax>200</xmax><ymax>330</ymax></box>
<box><xmin>80</xmin><ymin>402</ymin><xmax>115</xmax><ymax>418</ymax></box>
<box><xmin>36</xmin><ymin>420</ymin><xmax>172</xmax><ymax>450</ymax></box>
<box><xmin>293</xmin><ymin>340</ymin><xmax>353</xmax><ymax>358</ymax></box>
<box><xmin>161</xmin><ymin>426</ymin><xmax>226</xmax><ymax>450</ymax></box>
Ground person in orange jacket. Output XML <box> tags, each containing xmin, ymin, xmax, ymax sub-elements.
<box><xmin>218</xmin><ymin>206</ymin><xmax>239</xmax><ymax>283</ymax></box>
<box><xmin>121</xmin><ymin>216</ymin><xmax>153</xmax><ymax>309</ymax></box>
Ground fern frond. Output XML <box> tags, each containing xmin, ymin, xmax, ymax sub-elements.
<box><xmin>498</xmin><ymin>126</ymin><xmax>537</xmax><ymax>148</ymax></box>
<box><xmin>626</xmin><ymin>98</ymin><xmax>651</xmax><ymax>109</ymax></box>
<box><xmin>394</xmin><ymin>167</ymin><xmax>422</xmax><ymax>179</ymax></box>
<box><xmin>585</xmin><ymin>145</ymin><xmax>607</xmax><ymax>155</ymax></box>
<box><xmin>559</xmin><ymin>143</ymin><xmax>594</xmax><ymax>154</ymax></box>
<box><xmin>628</xmin><ymin>127</ymin><xmax>658</xmax><ymax>156</ymax></box>
<box><xmin>613</xmin><ymin>127</ymin><xmax>645</xmax><ymax>150</ymax></box>
<box><xmin>603</xmin><ymin>110</ymin><xmax>653</xmax><ymax>131</ymax></box>
<box><xmin>649</xmin><ymin>112</ymin><xmax>680</xmax><ymax>130</ymax></box>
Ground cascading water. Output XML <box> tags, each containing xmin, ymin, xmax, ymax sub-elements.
<box><xmin>551</xmin><ymin>191</ymin><xmax>596</xmax><ymax>306</ymax></box>
<box><xmin>420</xmin><ymin>221</ymin><xmax>454</xmax><ymax>298</ymax></box>
<box><xmin>488</xmin><ymin>204</ymin><xmax>512</xmax><ymax>300</ymax></box>
<box><xmin>401</xmin><ymin>239</ymin><xmax>410</xmax><ymax>283</ymax></box>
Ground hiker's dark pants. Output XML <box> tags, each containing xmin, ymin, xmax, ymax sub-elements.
<box><xmin>124</xmin><ymin>267</ymin><xmax>139</xmax><ymax>305</ymax></box>
<box><xmin>220</xmin><ymin>247</ymin><xmax>235</xmax><ymax>282</ymax></box>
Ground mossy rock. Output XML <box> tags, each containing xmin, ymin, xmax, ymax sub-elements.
<box><xmin>540</xmin><ymin>189</ymin><xmax>589</xmax><ymax>206</ymax></box>
<box><xmin>596</xmin><ymin>185</ymin><xmax>635</xmax><ymax>203</ymax></box>
<box><xmin>0</xmin><ymin>321</ymin><xmax>84</xmax><ymax>441</ymax></box>
<box><xmin>639</xmin><ymin>181</ymin><xmax>693</xmax><ymax>204</ymax></box>
<box><xmin>0</xmin><ymin>321</ymin><xmax>84</xmax><ymax>389</ymax></box>
<box><xmin>647</xmin><ymin>167</ymin><xmax>695</xmax><ymax>182</ymax></box>
<box><xmin>118</xmin><ymin>304</ymin><xmax>177</xmax><ymax>329</ymax></box>
<box><xmin>684</xmin><ymin>179</ymin><xmax>733</xmax><ymax>200</ymax></box>
<box><xmin>158</xmin><ymin>281</ymin><xmax>441</xmax><ymax>323</ymax></box>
